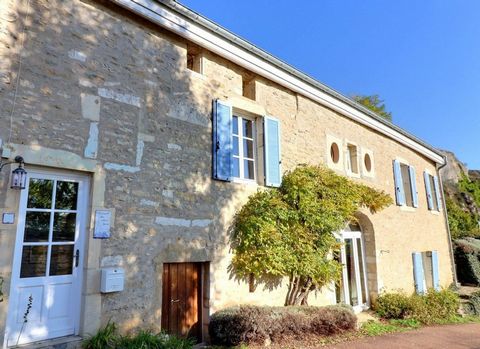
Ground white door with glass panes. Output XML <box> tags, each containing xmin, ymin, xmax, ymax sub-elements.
<box><xmin>5</xmin><ymin>171</ymin><xmax>89</xmax><ymax>347</ymax></box>
<box><xmin>335</xmin><ymin>223</ymin><xmax>369</xmax><ymax>313</ymax></box>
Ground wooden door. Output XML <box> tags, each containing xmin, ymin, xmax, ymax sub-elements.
<box><xmin>162</xmin><ymin>263</ymin><xmax>202</xmax><ymax>342</ymax></box>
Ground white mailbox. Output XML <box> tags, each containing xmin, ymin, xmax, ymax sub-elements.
<box><xmin>101</xmin><ymin>268</ymin><xmax>124</xmax><ymax>293</ymax></box>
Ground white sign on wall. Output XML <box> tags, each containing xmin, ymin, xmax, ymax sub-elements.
<box><xmin>2</xmin><ymin>213</ymin><xmax>14</xmax><ymax>224</ymax></box>
<box><xmin>94</xmin><ymin>210</ymin><xmax>112</xmax><ymax>239</ymax></box>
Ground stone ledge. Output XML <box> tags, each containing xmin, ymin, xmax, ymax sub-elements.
<box><xmin>12</xmin><ymin>336</ymin><xmax>82</xmax><ymax>349</ymax></box>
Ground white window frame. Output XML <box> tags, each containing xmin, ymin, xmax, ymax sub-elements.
<box><xmin>395</xmin><ymin>157</ymin><xmax>417</xmax><ymax>211</ymax></box>
<box><xmin>361</xmin><ymin>147</ymin><xmax>375</xmax><ymax>178</ymax></box>
<box><xmin>232</xmin><ymin>114</ymin><xmax>257</xmax><ymax>182</ymax></box>
<box><xmin>326</xmin><ymin>134</ymin><xmax>344</xmax><ymax>172</ymax></box>
<box><xmin>345</xmin><ymin>141</ymin><xmax>360</xmax><ymax>178</ymax></box>
<box><xmin>424</xmin><ymin>169</ymin><xmax>441</xmax><ymax>213</ymax></box>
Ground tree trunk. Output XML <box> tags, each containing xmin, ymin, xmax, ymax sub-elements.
<box><xmin>285</xmin><ymin>276</ymin><xmax>314</xmax><ymax>306</ymax></box>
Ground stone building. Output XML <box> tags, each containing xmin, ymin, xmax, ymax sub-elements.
<box><xmin>0</xmin><ymin>0</ymin><xmax>455</xmax><ymax>347</ymax></box>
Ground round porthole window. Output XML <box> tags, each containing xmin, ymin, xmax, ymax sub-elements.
<box><xmin>364</xmin><ymin>153</ymin><xmax>372</xmax><ymax>172</ymax></box>
<box><xmin>330</xmin><ymin>143</ymin><xmax>340</xmax><ymax>164</ymax></box>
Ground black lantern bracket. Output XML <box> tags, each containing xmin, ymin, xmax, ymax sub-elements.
<box><xmin>0</xmin><ymin>156</ymin><xmax>27</xmax><ymax>190</ymax></box>
<box><xmin>0</xmin><ymin>156</ymin><xmax>24</xmax><ymax>172</ymax></box>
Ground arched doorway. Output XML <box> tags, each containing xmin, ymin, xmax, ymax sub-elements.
<box><xmin>335</xmin><ymin>222</ymin><xmax>369</xmax><ymax>312</ymax></box>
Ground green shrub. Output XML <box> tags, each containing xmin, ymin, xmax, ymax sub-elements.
<box><xmin>373</xmin><ymin>289</ymin><xmax>460</xmax><ymax>325</ymax></box>
<box><xmin>411</xmin><ymin>289</ymin><xmax>459</xmax><ymax>324</ymax></box>
<box><xmin>454</xmin><ymin>238</ymin><xmax>480</xmax><ymax>285</ymax></box>
<box><xmin>208</xmin><ymin>305</ymin><xmax>356</xmax><ymax>346</ymax></box>
<box><xmin>446</xmin><ymin>198</ymin><xmax>480</xmax><ymax>240</ymax></box>
<box><xmin>83</xmin><ymin>323</ymin><xmax>194</xmax><ymax>349</ymax></box>
<box><xmin>374</xmin><ymin>292</ymin><xmax>412</xmax><ymax>319</ymax></box>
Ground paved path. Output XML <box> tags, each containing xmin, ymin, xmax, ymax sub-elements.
<box><xmin>324</xmin><ymin>323</ymin><xmax>480</xmax><ymax>349</ymax></box>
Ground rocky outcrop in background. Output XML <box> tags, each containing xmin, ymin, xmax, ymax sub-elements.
<box><xmin>439</xmin><ymin>150</ymin><xmax>480</xmax><ymax>220</ymax></box>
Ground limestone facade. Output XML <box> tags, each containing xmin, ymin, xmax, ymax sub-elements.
<box><xmin>0</xmin><ymin>0</ymin><xmax>453</xmax><ymax>346</ymax></box>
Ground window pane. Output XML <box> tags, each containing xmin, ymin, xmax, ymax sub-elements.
<box><xmin>244</xmin><ymin>160</ymin><xmax>255</xmax><ymax>180</ymax></box>
<box><xmin>400</xmin><ymin>164</ymin><xmax>413</xmax><ymax>207</ymax></box>
<box><xmin>233</xmin><ymin>157</ymin><xmax>240</xmax><ymax>178</ymax></box>
<box><xmin>347</xmin><ymin>145</ymin><xmax>359</xmax><ymax>174</ymax></box>
<box><xmin>55</xmin><ymin>181</ymin><xmax>78</xmax><ymax>210</ymax></box>
<box><xmin>233</xmin><ymin>135</ymin><xmax>239</xmax><ymax>156</ymax></box>
<box><xmin>53</xmin><ymin>213</ymin><xmax>76</xmax><ymax>242</ymax></box>
<box><xmin>243</xmin><ymin>139</ymin><xmax>254</xmax><ymax>159</ymax></box>
<box><xmin>50</xmin><ymin>245</ymin><xmax>74</xmax><ymax>276</ymax></box>
<box><xmin>334</xmin><ymin>245</ymin><xmax>345</xmax><ymax>304</ymax></box>
<box><xmin>27</xmin><ymin>179</ymin><xmax>53</xmax><ymax>209</ymax></box>
<box><xmin>356</xmin><ymin>238</ymin><xmax>367</xmax><ymax>305</ymax></box>
<box><xmin>20</xmin><ymin>245</ymin><xmax>47</xmax><ymax>278</ymax></box>
<box><xmin>345</xmin><ymin>239</ymin><xmax>358</xmax><ymax>306</ymax></box>
<box><xmin>243</xmin><ymin>118</ymin><xmax>253</xmax><ymax>138</ymax></box>
<box><xmin>429</xmin><ymin>176</ymin><xmax>439</xmax><ymax>211</ymax></box>
<box><xmin>232</xmin><ymin>116</ymin><xmax>239</xmax><ymax>135</ymax></box>
<box><xmin>24</xmin><ymin>212</ymin><xmax>51</xmax><ymax>242</ymax></box>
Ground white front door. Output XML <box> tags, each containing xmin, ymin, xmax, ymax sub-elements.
<box><xmin>5</xmin><ymin>171</ymin><xmax>89</xmax><ymax>347</ymax></box>
<box><xmin>336</xmin><ymin>224</ymin><xmax>369</xmax><ymax>313</ymax></box>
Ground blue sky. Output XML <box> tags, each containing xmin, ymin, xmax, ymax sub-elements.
<box><xmin>180</xmin><ymin>0</ymin><xmax>480</xmax><ymax>169</ymax></box>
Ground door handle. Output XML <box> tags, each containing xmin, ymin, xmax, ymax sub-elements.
<box><xmin>74</xmin><ymin>249</ymin><xmax>80</xmax><ymax>268</ymax></box>
<box><xmin>171</xmin><ymin>299</ymin><xmax>180</xmax><ymax>303</ymax></box>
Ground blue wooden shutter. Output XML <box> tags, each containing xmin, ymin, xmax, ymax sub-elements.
<box><xmin>212</xmin><ymin>100</ymin><xmax>232</xmax><ymax>181</ymax></box>
<box><xmin>264</xmin><ymin>116</ymin><xmax>281</xmax><ymax>187</ymax></box>
<box><xmin>431</xmin><ymin>250</ymin><xmax>440</xmax><ymax>291</ymax></box>
<box><xmin>409</xmin><ymin>166</ymin><xmax>418</xmax><ymax>208</ymax></box>
<box><xmin>433</xmin><ymin>176</ymin><xmax>442</xmax><ymax>211</ymax></box>
<box><xmin>393</xmin><ymin>160</ymin><xmax>405</xmax><ymax>206</ymax></box>
<box><xmin>412</xmin><ymin>252</ymin><xmax>426</xmax><ymax>294</ymax></box>
<box><xmin>424</xmin><ymin>171</ymin><xmax>434</xmax><ymax>210</ymax></box>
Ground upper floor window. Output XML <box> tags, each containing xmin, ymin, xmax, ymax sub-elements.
<box><xmin>424</xmin><ymin>171</ymin><xmax>442</xmax><ymax>211</ymax></box>
<box><xmin>232</xmin><ymin>115</ymin><xmax>256</xmax><ymax>180</ymax></box>
<box><xmin>241</xmin><ymin>73</ymin><xmax>256</xmax><ymax>100</ymax></box>
<box><xmin>186</xmin><ymin>44</ymin><xmax>202</xmax><ymax>74</ymax></box>
<box><xmin>346</xmin><ymin>144</ymin><xmax>359</xmax><ymax>175</ymax></box>
<box><xmin>213</xmin><ymin>100</ymin><xmax>281</xmax><ymax>187</ymax></box>
<box><xmin>393</xmin><ymin>160</ymin><xmax>418</xmax><ymax>208</ymax></box>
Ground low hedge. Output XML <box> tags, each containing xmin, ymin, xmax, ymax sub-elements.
<box><xmin>374</xmin><ymin>289</ymin><xmax>459</xmax><ymax>325</ymax></box>
<box><xmin>454</xmin><ymin>238</ymin><xmax>480</xmax><ymax>286</ymax></box>
<box><xmin>463</xmin><ymin>290</ymin><xmax>480</xmax><ymax>316</ymax></box>
<box><xmin>208</xmin><ymin>304</ymin><xmax>356</xmax><ymax>346</ymax></box>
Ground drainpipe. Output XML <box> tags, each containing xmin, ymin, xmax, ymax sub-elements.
<box><xmin>436</xmin><ymin>155</ymin><xmax>459</xmax><ymax>287</ymax></box>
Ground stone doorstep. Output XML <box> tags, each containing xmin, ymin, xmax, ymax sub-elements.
<box><xmin>11</xmin><ymin>336</ymin><xmax>82</xmax><ymax>349</ymax></box>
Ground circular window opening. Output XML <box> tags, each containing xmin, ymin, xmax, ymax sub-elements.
<box><xmin>330</xmin><ymin>143</ymin><xmax>340</xmax><ymax>164</ymax></box>
<box><xmin>364</xmin><ymin>153</ymin><xmax>372</xmax><ymax>172</ymax></box>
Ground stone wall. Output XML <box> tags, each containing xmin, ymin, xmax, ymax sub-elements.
<box><xmin>0</xmin><ymin>0</ymin><xmax>453</xmax><ymax>344</ymax></box>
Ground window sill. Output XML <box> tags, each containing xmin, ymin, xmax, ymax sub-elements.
<box><xmin>399</xmin><ymin>205</ymin><xmax>416</xmax><ymax>212</ymax></box>
<box><xmin>362</xmin><ymin>171</ymin><xmax>375</xmax><ymax>179</ymax></box>
<box><xmin>429</xmin><ymin>210</ymin><xmax>441</xmax><ymax>216</ymax></box>
<box><xmin>347</xmin><ymin>171</ymin><xmax>361</xmax><ymax>179</ymax></box>
<box><xmin>186</xmin><ymin>68</ymin><xmax>206</xmax><ymax>80</ymax></box>
<box><xmin>232</xmin><ymin>177</ymin><xmax>260</xmax><ymax>187</ymax></box>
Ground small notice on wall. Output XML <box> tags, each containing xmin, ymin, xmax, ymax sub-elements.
<box><xmin>94</xmin><ymin>210</ymin><xmax>112</xmax><ymax>239</ymax></box>
<box><xmin>2</xmin><ymin>213</ymin><xmax>15</xmax><ymax>224</ymax></box>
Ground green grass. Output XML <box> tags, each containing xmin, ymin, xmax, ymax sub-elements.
<box><xmin>361</xmin><ymin>319</ymin><xmax>421</xmax><ymax>337</ymax></box>
<box><xmin>361</xmin><ymin>315</ymin><xmax>480</xmax><ymax>338</ymax></box>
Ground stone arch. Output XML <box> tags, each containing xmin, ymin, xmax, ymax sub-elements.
<box><xmin>354</xmin><ymin>211</ymin><xmax>379</xmax><ymax>301</ymax></box>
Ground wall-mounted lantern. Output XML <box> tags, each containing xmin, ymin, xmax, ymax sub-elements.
<box><xmin>0</xmin><ymin>156</ymin><xmax>27</xmax><ymax>190</ymax></box>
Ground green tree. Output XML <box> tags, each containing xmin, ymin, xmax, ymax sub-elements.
<box><xmin>446</xmin><ymin>198</ymin><xmax>480</xmax><ymax>239</ymax></box>
<box><xmin>353</xmin><ymin>94</ymin><xmax>392</xmax><ymax>122</ymax></box>
<box><xmin>231</xmin><ymin>165</ymin><xmax>392</xmax><ymax>306</ymax></box>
